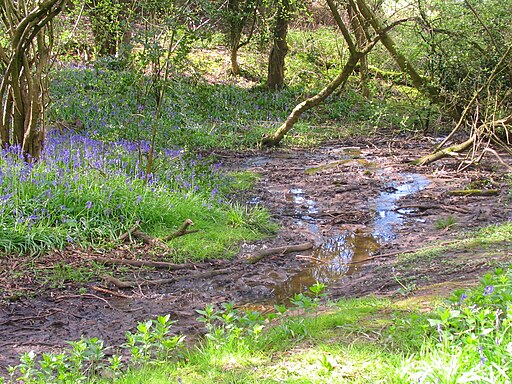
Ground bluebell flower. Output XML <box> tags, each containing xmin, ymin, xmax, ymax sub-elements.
<box><xmin>484</xmin><ymin>286</ymin><xmax>494</xmax><ymax>296</ymax></box>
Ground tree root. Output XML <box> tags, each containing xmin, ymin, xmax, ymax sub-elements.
<box><xmin>246</xmin><ymin>242</ymin><xmax>313</xmax><ymax>264</ymax></box>
<box><xmin>103</xmin><ymin>268</ymin><xmax>232</xmax><ymax>289</ymax></box>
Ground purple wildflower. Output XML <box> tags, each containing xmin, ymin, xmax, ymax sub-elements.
<box><xmin>484</xmin><ymin>286</ymin><xmax>494</xmax><ymax>296</ymax></box>
<box><xmin>85</xmin><ymin>201</ymin><xmax>93</xmax><ymax>209</ymax></box>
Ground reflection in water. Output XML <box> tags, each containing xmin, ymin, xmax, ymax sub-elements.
<box><xmin>372</xmin><ymin>174</ymin><xmax>431</xmax><ymax>241</ymax></box>
<box><xmin>272</xmin><ymin>232</ymin><xmax>380</xmax><ymax>301</ymax></box>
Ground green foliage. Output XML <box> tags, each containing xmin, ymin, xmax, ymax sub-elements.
<box><xmin>7</xmin><ymin>337</ymin><xmax>121</xmax><ymax>383</ymax></box>
<box><xmin>124</xmin><ymin>315</ymin><xmax>185</xmax><ymax>365</ymax></box>
<box><xmin>400</xmin><ymin>268</ymin><xmax>512</xmax><ymax>382</ymax></box>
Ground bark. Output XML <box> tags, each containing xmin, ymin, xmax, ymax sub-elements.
<box><xmin>267</xmin><ymin>0</ymin><xmax>290</xmax><ymax>90</ymax></box>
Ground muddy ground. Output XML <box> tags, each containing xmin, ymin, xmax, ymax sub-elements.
<box><xmin>1</xmin><ymin>136</ymin><xmax>512</xmax><ymax>373</ymax></box>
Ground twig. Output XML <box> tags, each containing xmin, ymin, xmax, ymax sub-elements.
<box><xmin>163</xmin><ymin>219</ymin><xmax>199</xmax><ymax>241</ymax></box>
<box><xmin>246</xmin><ymin>242</ymin><xmax>314</xmax><ymax>264</ymax></box>
<box><xmin>295</xmin><ymin>255</ymin><xmax>327</xmax><ymax>264</ymax></box>
<box><xmin>89</xmin><ymin>285</ymin><xmax>133</xmax><ymax>299</ymax></box>
<box><xmin>53</xmin><ymin>294</ymin><xmax>113</xmax><ymax>309</ymax></box>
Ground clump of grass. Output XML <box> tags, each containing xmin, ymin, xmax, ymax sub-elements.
<box><xmin>434</xmin><ymin>215</ymin><xmax>457</xmax><ymax>230</ymax></box>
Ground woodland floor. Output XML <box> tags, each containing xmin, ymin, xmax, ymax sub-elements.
<box><xmin>1</xmin><ymin>135</ymin><xmax>512</xmax><ymax>373</ymax></box>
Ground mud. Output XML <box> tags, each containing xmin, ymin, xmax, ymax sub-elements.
<box><xmin>1</xmin><ymin>137</ymin><xmax>512</xmax><ymax>373</ymax></box>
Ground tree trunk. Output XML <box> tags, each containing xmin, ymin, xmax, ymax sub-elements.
<box><xmin>228</xmin><ymin>0</ymin><xmax>243</xmax><ymax>75</ymax></box>
<box><xmin>348</xmin><ymin>2</ymin><xmax>369</xmax><ymax>98</ymax></box>
<box><xmin>267</xmin><ymin>0</ymin><xmax>290</xmax><ymax>90</ymax></box>
<box><xmin>262</xmin><ymin>52</ymin><xmax>362</xmax><ymax>146</ymax></box>
<box><xmin>353</xmin><ymin>0</ymin><xmax>450</xmax><ymax>112</ymax></box>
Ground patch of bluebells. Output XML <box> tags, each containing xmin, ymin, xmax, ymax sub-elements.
<box><xmin>0</xmin><ymin>129</ymin><xmax>227</xmax><ymax>246</ymax></box>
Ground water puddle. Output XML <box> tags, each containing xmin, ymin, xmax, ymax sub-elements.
<box><xmin>272</xmin><ymin>232</ymin><xmax>380</xmax><ymax>301</ymax></box>
<box><xmin>372</xmin><ymin>173</ymin><xmax>431</xmax><ymax>241</ymax></box>
<box><xmin>269</xmin><ymin>171</ymin><xmax>431</xmax><ymax>301</ymax></box>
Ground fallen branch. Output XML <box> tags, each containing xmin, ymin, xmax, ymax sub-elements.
<box><xmin>246</xmin><ymin>242</ymin><xmax>313</xmax><ymax>264</ymax></box>
<box><xmin>117</xmin><ymin>222</ymin><xmax>169</xmax><ymax>249</ymax></box>
<box><xmin>295</xmin><ymin>254</ymin><xmax>327</xmax><ymax>264</ymax></box>
<box><xmin>103</xmin><ymin>268</ymin><xmax>232</xmax><ymax>289</ymax></box>
<box><xmin>448</xmin><ymin>189</ymin><xmax>500</xmax><ymax>197</ymax></box>
<box><xmin>118</xmin><ymin>221</ymin><xmax>140</xmax><ymax>242</ymax></box>
<box><xmin>103</xmin><ymin>275</ymin><xmax>134</xmax><ymax>289</ymax></box>
<box><xmin>347</xmin><ymin>240</ymin><xmax>460</xmax><ymax>264</ymax></box>
<box><xmin>416</xmin><ymin>136</ymin><xmax>475</xmax><ymax>166</ymax></box>
<box><xmin>163</xmin><ymin>219</ymin><xmax>199</xmax><ymax>241</ymax></box>
<box><xmin>93</xmin><ymin>257</ymin><xmax>192</xmax><ymax>270</ymax></box>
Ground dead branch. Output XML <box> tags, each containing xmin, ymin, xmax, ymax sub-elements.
<box><xmin>416</xmin><ymin>135</ymin><xmax>475</xmax><ymax>166</ymax></box>
<box><xmin>118</xmin><ymin>221</ymin><xmax>140</xmax><ymax>242</ymax></box>
<box><xmin>295</xmin><ymin>255</ymin><xmax>327</xmax><ymax>264</ymax></box>
<box><xmin>103</xmin><ymin>275</ymin><xmax>134</xmax><ymax>289</ymax></box>
<box><xmin>93</xmin><ymin>257</ymin><xmax>192</xmax><ymax>270</ymax></box>
<box><xmin>246</xmin><ymin>242</ymin><xmax>313</xmax><ymax>264</ymax></box>
<box><xmin>348</xmin><ymin>240</ymin><xmax>461</xmax><ymax>264</ymax></box>
<box><xmin>163</xmin><ymin>219</ymin><xmax>199</xmax><ymax>241</ymax></box>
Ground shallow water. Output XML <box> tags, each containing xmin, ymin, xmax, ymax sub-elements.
<box><xmin>270</xmin><ymin>164</ymin><xmax>430</xmax><ymax>301</ymax></box>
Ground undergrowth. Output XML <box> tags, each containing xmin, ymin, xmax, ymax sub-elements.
<box><xmin>4</xmin><ymin>271</ymin><xmax>512</xmax><ymax>383</ymax></box>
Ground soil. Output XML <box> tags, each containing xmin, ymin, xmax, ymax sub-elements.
<box><xmin>1</xmin><ymin>136</ymin><xmax>512</xmax><ymax>374</ymax></box>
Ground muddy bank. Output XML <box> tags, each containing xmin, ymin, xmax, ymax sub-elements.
<box><xmin>1</xmin><ymin>138</ymin><xmax>511</xmax><ymax>373</ymax></box>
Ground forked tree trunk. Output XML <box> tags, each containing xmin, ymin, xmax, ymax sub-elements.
<box><xmin>267</xmin><ymin>0</ymin><xmax>290</xmax><ymax>90</ymax></box>
<box><xmin>0</xmin><ymin>0</ymin><xmax>68</xmax><ymax>160</ymax></box>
